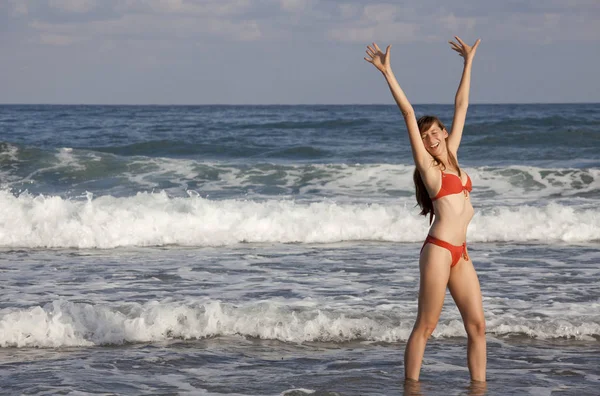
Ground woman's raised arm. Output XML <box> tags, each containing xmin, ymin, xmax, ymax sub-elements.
<box><xmin>447</xmin><ymin>36</ymin><xmax>481</xmax><ymax>154</ymax></box>
<box><xmin>364</xmin><ymin>43</ymin><xmax>431</xmax><ymax>171</ymax></box>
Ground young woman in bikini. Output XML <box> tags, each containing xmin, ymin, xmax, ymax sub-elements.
<box><xmin>364</xmin><ymin>37</ymin><xmax>486</xmax><ymax>383</ymax></box>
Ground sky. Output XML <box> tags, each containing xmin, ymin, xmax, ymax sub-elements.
<box><xmin>1</xmin><ymin>0</ymin><xmax>599</xmax><ymax>105</ymax></box>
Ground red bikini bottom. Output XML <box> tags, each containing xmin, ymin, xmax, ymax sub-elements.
<box><xmin>420</xmin><ymin>234</ymin><xmax>469</xmax><ymax>267</ymax></box>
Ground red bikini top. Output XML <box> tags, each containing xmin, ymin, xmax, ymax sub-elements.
<box><xmin>431</xmin><ymin>170</ymin><xmax>472</xmax><ymax>201</ymax></box>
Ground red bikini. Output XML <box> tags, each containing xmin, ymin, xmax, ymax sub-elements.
<box><xmin>421</xmin><ymin>234</ymin><xmax>469</xmax><ymax>267</ymax></box>
<box><xmin>432</xmin><ymin>171</ymin><xmax>472</xmax><ymax>201</ymax></box>
<box><xmin>421</xmin><ymin>170</ymin><xmax>472</xmax><ymax>267</ymax></box>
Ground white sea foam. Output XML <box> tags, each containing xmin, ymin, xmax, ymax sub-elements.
<box><xmin>3</xmin><ymin>146</ymin><xmax>600</xmax><ymax>205</ymax></box>
<box><xmin>471</xmin><ymin>203</ymin><xmax>600</xmax><ymax>242</ymax></box>
<box><xmin>119</xmin><ymin>161</ymin><xmax>600</xmax><ymax>201</ymax></box>
<box><xmin>0</xmin><ymin>143</ymin><xmax>21</xmax><ymax>187</ymax></box>
<box><xmin>281</xmin><ymin>389</ymin><xmax>315</xmax><ymax>395</ymax></box>
<box><xmin>470</xmin><ymin>165</ymin><xmax>600</xmax><ymax>202</ymax></box>
<box><xmin>1</xmin><ymin>300</ymin><xmax>598</xmax><ymax>348</ymax></box>
<box><xmin>120</xmin><ymin>160</ymin><xmax>417</xmax><ymax>200</ymax></box>
<box><xmin>0</xmin><ymin>142</ymin><xmax>19</xmax><ymax>162</ymax></box>
<box><xmin>0</xmin><ymin>190</ymin><xmax>598</xmax><ymax>248</ymax></box>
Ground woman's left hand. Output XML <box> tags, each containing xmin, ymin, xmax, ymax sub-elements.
<box><xmin>364</xmin><ymin>43</ymin><xmax>391</xmax><ymax>74</ymax></box>
<box><xmin>449</xmin><ymin>36</ymin><xmax>481</xmax><ymax>63</ymax></box>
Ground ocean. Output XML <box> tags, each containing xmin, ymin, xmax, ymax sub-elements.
<box><xmin>0</xmin><ymin>104</ymin><xmax>599</xmax><ymax>395</ymax></box>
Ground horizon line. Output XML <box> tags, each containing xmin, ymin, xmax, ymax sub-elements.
<box><xmin>1</xmin><ymin>102</ymin><xmax>599</xmax><ymax>106</ymax></box>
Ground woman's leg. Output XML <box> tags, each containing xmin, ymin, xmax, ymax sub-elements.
<box><xmin>448</xmin><ymin>256</ymin><xmax>486</xmax><ymax>382</ymax></box>
<box><xmin>404</xmin><ymin>244</ymin><xmax>452</xmax><ymax>381</ymax></box>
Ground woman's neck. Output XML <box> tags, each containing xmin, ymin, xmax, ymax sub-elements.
<box><xmin>435</xmin><ymin>152</ymin><xmax>460</xmax><ymax>174</ymax></box>
<box><xmin>435</xmin><ymin>152</ymin><xmax>449</xmax><ymax>167</ymax></box>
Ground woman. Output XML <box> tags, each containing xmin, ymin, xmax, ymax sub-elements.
<box><xmin>364</xmin><ymin>37</ymin><xmax>486</xmax><ymax>383</ymax></box>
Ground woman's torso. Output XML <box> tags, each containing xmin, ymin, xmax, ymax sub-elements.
<box><xmin>426</xmin><ymin>169</ymin><xmax>474</xmax><ymax>244</ymax></box>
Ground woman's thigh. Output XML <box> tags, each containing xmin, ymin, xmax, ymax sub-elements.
<box><xmin>447</xmin><ymin>256</ymin><xmax>485</xmax><ymax>326</ymax></box>
<box><xmin>416</xmin><ymin>244</ymin><xmax>452</xmax><ymax>324</ymax></box>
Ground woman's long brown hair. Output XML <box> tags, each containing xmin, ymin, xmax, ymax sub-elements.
<box><xmin>413</xmin><ymin>115</ymin><xmax>461</xmax><ymax>224</ymax></box>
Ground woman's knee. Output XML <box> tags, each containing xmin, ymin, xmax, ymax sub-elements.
<box><xmin>465</xmin><ymin>318</ymin><xmax>486</xmax><ymax>339</ymax></box>
<box><xmin>413</xmin><ymin>320</ymin><xmax>438</xmax><ymax>339</ymax></box>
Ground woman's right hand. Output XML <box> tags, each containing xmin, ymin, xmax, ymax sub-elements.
<box><xmin>364</xmin><ymin>43</ymin><xmax>391</xmax><ymax>74</ymax></box>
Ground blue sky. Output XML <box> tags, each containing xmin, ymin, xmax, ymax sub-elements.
<box><xmin>2</xmin><ymin>0</ymin><xmax>599</xmax><ymax>104</ymax></box>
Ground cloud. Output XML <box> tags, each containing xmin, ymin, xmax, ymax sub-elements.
<box><xmin>152</xmin><ymin>0</ymin><xmax>185</xmax><ymax>12</ymax></box>
<box><xmin>29</xmin><ymin>9</ymin><xmax>262</xmax><ymax>45</ymax></box>
<box><xmin>471</xmin><ymin>10</ymin><xmax>600</xmax><ymax>43</ymax></box>
<box><xmin>1</xmin><ymin>0</ymin><xmax>600</xmax><ymax>105</ymax></box>
<box><xmin>48</xmin><ymin>0</ymin><xmax>96</xmax><ymax>13</ymax></box>
<box><xmin>438</xmin><ymin>13</ymin><xmax>476</xmax><ymax>34</ymax></box>
<box><xmin>7</xmin><ymin>0</ymin><xmax>600</xmax><ymax>48</ymax></box>
<box><xmin>8</xmin><ymin>0</ymin><xmax>29</xmax><ymax>16</ymax></box>
<box><xmin>326</xmin><ymin>0</ymin><xmax>600</xmax><ymax>44</ymax></box>
<box><xmin>325</xmin><ymin>3</ymin><xmax>478</xmax><ymax>44</ymax></box>
<box><xmin>280</xmin><ymin>0</ymin><xmax>309</xmax><ymax>12</ymax></box>
<box><xmin>363</xmin><ymin>3</ymin><xmax>397</xmax><ymax>23</ymax></box>
<box><xmin>327</xmin><ymin>3</ymin><xmax>420</xmax><ymax>43</ymax></box>
<box><xmin>338</xmin><ymin>4</ymin><xmax>359</xmax><ymax>19</ymax></box>
<box><xmin>328</xmin><ymin>22</ymin><xmax>419</xmax><ymax>44</ymax></box>
<box><xmin>24</xmin><ymin>0</ymin><xmax>261</xmax><ymax>45</ymax></box>
<box><xmin>116</xmin><ymin>0</ymin><xmax>252</xmax><ymax>16</ymax></box>
<box><xmin>39</xmin><ymin>33</ymin><xmax>81</xmax><ymax>45</ymax></box>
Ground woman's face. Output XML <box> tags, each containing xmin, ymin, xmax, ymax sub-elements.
<box><xmin>421</xmin><ymin>123</ymin><xmax>448</xmax><ymax>156</ymax></box>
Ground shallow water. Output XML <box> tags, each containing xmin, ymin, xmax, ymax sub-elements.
<box><xmin>2</xmin><ymin>331</ymin><xmax>599</xmax><ymax>395</ymax></box>
<box><xmin>1</xmin><ymin>243</ymin><xmax>599</xmax><ymax>395</ymax></box>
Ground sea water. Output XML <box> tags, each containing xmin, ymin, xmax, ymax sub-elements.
<box><xmin>1</xmin><ymin>104</ymin><xmax>599</xmax><ymax>395</ymax></box>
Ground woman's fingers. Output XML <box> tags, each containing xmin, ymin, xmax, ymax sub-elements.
<box><xmin>364</xmin><ymin>42</ymin><xmax>390</xmax><ymax>69</ymax></box>
<box><xmin>449</xmin><ymin>41</ymin><xmax>463</xmax><ymax>53</ymax></box>
<box><xmin>455</xmin><ymin>36</ymin><xmax>466</xmax><ymax>46</ymax></box>
<box><xmin>448</xmin><ymin>37</ymin><xmax>481</xmax><ymax>61</ymax></box>
<box><xmin>366</xmin><ymin>44</ymin><xmax>387</xmax><ymax>60</ymax></box>
<box><xmin>365</xmin><ymin>46</ymin><xmax>378</xmax><ymax>64</ymax></box>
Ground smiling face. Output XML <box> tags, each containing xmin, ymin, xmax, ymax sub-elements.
<box><xmin>420</xmin><ymin>122</ymin><xmax>448</xmax><ymax>156</ymax></box>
